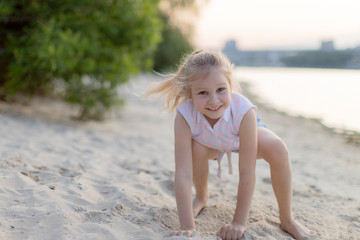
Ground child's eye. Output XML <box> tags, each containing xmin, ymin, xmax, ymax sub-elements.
<box><xmin>217</xmin><ymin>88</ymin><xmax>225</xmax><ymax>92</ymax></box>
<box><xmin>198</xmin><ymin>91</ymin><xmax>207</xmax><ymax>95</ymax></box>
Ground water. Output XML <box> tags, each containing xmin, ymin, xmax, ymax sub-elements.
<box><xmin>234</xmin><ymin>67</ymin><xmax>360</xmax><ymax>132</ymax></box>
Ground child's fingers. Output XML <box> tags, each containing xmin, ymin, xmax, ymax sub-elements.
<box><xmin>217</xmin><ymin>226</ymin><xmax>225</xmax><ymax>238</ymax></box>
<box><xmin>169</xmin><ymin>230</ymin><xmax>194</xmax><ymax>237</ymax></box>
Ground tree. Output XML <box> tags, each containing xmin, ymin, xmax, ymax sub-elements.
<box><xmin>0</xmin><ymin>0</ymin><xmax>162</xmax><ymax>119</ymax></box>
<box><xmin>153</xmin><ymin>0</ymin><xmax>208</xmax><ymax>72</ymax></box>
<box><xmin>152</xmin><ymin>12</ymin><xmax>193</xmax><ymax>72</ymax></box>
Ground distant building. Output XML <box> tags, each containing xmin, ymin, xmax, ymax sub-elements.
<box><xmin>222</xmin><ymin>40</ymin><xmax>291</xmax><ymax>67</ymax></box>
<box><xmin>345</xmin><ymin>46</ymin><xmax>360</xmax><ymax>69</ymax></box>
<box><xmin>224</xmin><ymin>40</ymin><xmax>238</xmax><ymax>51</ymax></box>
<box><xmin>222</xmin><ymin>40</ymin><xmax>242</xmax><ymax>65</ymax></box>
<box><xmin>320</xmin><ymin>40</ymin><xmax>335</xmax><ymax>51</ymax></box>
<box><xmin>221</xmin><ymin>40</ymin><xmax>360</xmax><ymax>69</ymax></box>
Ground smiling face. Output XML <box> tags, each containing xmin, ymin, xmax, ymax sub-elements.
<box><xmin>190</xmin><ymin>69</ymin><xmax>231</xmax><ymax>125</ymax></box>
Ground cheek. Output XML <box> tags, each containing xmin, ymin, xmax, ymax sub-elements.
<box><xmin>220</xmin><ymin>93</ymin><xmax>231</xmax><ymax>104</ymax></box>
<box><xmin>220</xmin><ymin>92</ymin><xmax>231</xmax><ymax>101</ymax></box>
<box><xmin>193</xmin><ymin>97</ymin><xmax>207</xmax><ymax>108</ymax></box>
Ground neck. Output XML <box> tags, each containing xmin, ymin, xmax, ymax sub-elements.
<box><xmin>204</xmin><ymin>115</ymin><xmax>220</xmax><ymax>128</ymax></box>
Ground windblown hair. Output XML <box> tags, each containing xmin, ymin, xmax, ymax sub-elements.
<box><xmin>145</xmin><ymin>49</ymin><xmax>237</xmax><ymax>111</ymax></box>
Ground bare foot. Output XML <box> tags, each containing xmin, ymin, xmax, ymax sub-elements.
<box><xmin>192</xmin><ymin>197</ymin><xmax>207</xmax><ymax>217</ymax></box>
<box><xmin>280</xmin><ymin>219</ymin><xmax>315</xmax><ymax>240</ymax></box>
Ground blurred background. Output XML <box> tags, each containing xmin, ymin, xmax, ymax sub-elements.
<box><xmin>193</xmin><ymin>0</ymin><xmax>360</xmax><ymax>133</ymax></box>
<box><xmin>1</xmin><ymin>0</ymin><xmax>359</xmax><ymax>133</ymax></box>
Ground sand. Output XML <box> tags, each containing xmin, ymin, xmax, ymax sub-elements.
<box><xmin>0</xmin><ymin>74</ymin><xmax>359</xmax><ymax>240</ymax></box>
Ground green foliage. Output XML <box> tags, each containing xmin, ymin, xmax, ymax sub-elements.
<box><xmin>281</xmin><ymin>51</ymin><xmax>353</xmax><ymax>69</ymax></box>
<box><xmin>0</xmin><ymin>0</ymin><xmax>162</xmax><ymax>119</ymax></box>
<box><xmin>152</xmin><ymin>0</ymin><xmax>205</xmax><ymax>72</ymax></box>
<box><xmin>153</xmin><ymin>13</ymin><xmax>193</xmax><ymax>72</ymax></box>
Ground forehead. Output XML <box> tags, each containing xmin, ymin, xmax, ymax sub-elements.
<box><xmin>191</xmin><ymin>69</ymin><xmax>229</xmax><ymax>89</ymax></box>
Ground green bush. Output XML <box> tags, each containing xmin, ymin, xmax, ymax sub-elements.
<box><xmin>152</xmin><ymin>12</ymin><xmax>193</xmax><ymax>72</ymax></box>
<box><xmin>0</xmin><ymin>0</ymin><xmax>162</xmax><ymax>119</ymax></box>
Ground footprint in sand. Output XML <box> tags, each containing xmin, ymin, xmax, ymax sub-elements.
<box><xmin>59</xmin><ymin>167</ymin><xmax>81</xmax><ymax>178</ymax></box>
<box><xmin>262</xmin><ymin>177</ymin><xmax>272</xmax><ymax>184</ymax></box>
<box><xmin>159</xmin><ymin>179</ymin><xmax>175</xmax><ymax>196</ymax></box>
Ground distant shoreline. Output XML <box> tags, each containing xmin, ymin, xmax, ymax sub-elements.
<box><xmin>223</xmin><ymin>39</ymin><xmax>360</xmax><ymax>69</ymax></box>
<box><xmin>238</xmin><ymin>80</ymin><xmax>360</xmax><ymax>146</ymax></box>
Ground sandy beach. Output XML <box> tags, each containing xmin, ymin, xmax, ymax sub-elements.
<box><xmin>0</xmin><ymin>74</ymin><xmax>359</xmax><ymax>240</ymax></box>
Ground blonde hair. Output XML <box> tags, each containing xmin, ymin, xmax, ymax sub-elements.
<box><xmin>145</xmin><ymin>49</ymin><xmax>238</xmax><ymax>111</ymax></box>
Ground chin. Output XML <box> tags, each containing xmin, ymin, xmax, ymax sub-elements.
<box><xmin>206</xmin><ymin>112</ymin><xmax>222</xmax><ymax>120</ymax></box>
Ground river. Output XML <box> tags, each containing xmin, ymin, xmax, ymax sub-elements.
<box><xmin>234</xmin><ymin>67</ymin><xmax>360</xmax><ymax>132</ymax></box>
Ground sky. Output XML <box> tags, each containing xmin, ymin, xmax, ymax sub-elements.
<box><xmin>193</xmin><ymin>0</ymin><xmax>360</xmax><ymax>50</ymax></box>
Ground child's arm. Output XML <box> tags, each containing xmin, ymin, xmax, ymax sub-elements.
<box><xmin>217</xmin><ymin>109</ymin><xmax>257</xmax><ymax>239</ymax></box>
<box><xmin>171</xmin><ymin>112</ymin><xmax>196</xmax><ymax>235</ymax></box>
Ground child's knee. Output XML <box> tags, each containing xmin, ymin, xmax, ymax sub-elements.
<box><xmin>264</xmin><ymin>137</ymin><xmax>289</xmax><ymax>164</ymax></box>
<box><xmin>273</xmin><ymin>138</ymin><xmax>288</xmax><ymax>158</ymax></box>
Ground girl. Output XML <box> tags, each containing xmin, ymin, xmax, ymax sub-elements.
<box><xmin>146</xmin><ymin>50</ymin><xmax>312</xmax><ymax>239</ymax></box>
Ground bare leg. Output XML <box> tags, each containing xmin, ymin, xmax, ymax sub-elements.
<box><xmin>192</xmin><ymin>140</ymin><xmax>217</xmax><ymax>217</ymax></box>
<box><xmin>257</xmin><ymin>127</ymin><xmax>313</xmax><ymax>240</ymax></box>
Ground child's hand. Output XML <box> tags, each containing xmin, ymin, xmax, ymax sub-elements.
<box><xmin>216</xmin><ymin>222</ymin><xmax>246</xmax><ymax>240</ymax></box>
<box><xmin>169</xmin><ymin>229</ymin><xmax>196</xmax><ymax>238</ymax></box>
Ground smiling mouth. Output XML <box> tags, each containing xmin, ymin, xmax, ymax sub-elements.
<box><xmin>206</xmin><ymin>105</ymin><xmax>222</xmax><ymax>112</ymax></box>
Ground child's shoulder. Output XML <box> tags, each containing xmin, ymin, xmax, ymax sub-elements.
<box><xmin>230</xmin><ymin>92</ymin><xmax>253</xmax><ymax>105</ymax></box>
<box><xmin>176</xmin><ymin>99</ymin><xmax>197</xmax><ymax>117</ymax></box>
<box><xmin>231</xmin><ymin>91</ymin><xmax>243</xmax><ymax>99</ymax></box>
<box><xmin>177</xmin><ymin>98</ymin><xmax>193</xmax><ymax>110</ymax></box>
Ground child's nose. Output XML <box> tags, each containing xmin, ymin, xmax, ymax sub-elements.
<box><xmin>209</xmin><ymin>93</ymin><xmax>218</xmax><ymax>104</ymax></box>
